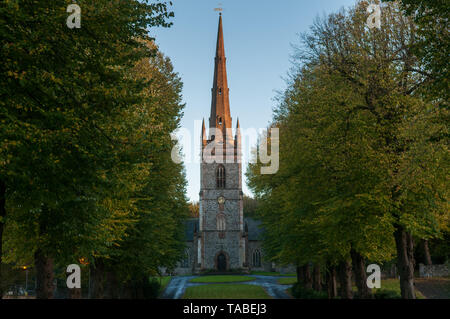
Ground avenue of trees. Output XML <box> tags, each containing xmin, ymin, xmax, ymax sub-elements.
<box><xmin>247</xmin><ymin>1</ymin><xmax>449</xmax><ymax>299</ymax></box>
<box><xmin>0</xmin><ymin>0</ymin><xmax>189</xmax><ymax>298</ymax></box>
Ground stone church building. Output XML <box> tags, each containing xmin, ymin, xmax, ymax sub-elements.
<box><xmin>171</xmin><ymin>15</ymin><xmax>290</xmax><ymax>275</ymax></box>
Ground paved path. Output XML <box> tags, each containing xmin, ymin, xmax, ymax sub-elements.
<box><xmin>160</xmin><ymin>275</ymin><xmax>293</xmax><ymax>299</ymax></box>
<box><xmin>415</xmin><ymin>278</ymin><xmax>450</xmax><ymax>299</ymax></box>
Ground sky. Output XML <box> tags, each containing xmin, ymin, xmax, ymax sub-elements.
<box><xmin>149</xmin><ymin>0</ymin><xmax>358</xmax><ymax>202</ymax></box>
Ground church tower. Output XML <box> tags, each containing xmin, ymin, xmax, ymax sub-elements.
<box><xmin>198</xmin><ymin>14</ymin><xmax>246</xmax><ymax>271</ymax></box>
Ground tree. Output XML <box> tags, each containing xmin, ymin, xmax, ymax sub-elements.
<box><xmin>247</xmin><ymin>2</ymin><xmax>448</xmax><ymax>299</ymax></box>
<box><xmin>383</xmin><ymin>0</ymin><xmax>449</xmax><ymax>101</ymax></box>
<box><xmin>243</xmin><ymin>195</ymin><xmax>259</xmax><ymax>218</ymax></box>
<box><xmin>82</xmin><ymin>40</ymin><xmax>189</xmax><ymax>299</ymax></box>
<box><xmin>0</xmin><ymin>0</ymin><xmax>179</xmax><ymax>298</ymax></box>
<box><xmin>188</xmin><ymin>202</ymin><xmax>199</xmax><ymax>218</ymax></box>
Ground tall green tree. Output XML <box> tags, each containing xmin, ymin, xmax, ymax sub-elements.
<box><xmin>247</xmin><ymin>2</ymin><xmax>448</xmax><ymax>299</ymax></box>
<box><xmin>92</xmin><ymin>43</ymin><xmax>189</xmax><ymax>298</ymax></box>
<box><xmin>384</xmin><ymin>0</ymin><xmax>449</xmax><ymax>101</ymax></box>
<box><xmin>0</xmin><ymin>0</ymin><xmax>177</xmax><ymax>298</ymax></box>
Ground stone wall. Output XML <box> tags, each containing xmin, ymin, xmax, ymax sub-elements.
<box><xmin>170</xmin><ymin>242</ymin><xmax>196</xmax><ymax>276</ymax></box>
<box><xmin>200</xmin><ymin>157</ymin><xmax>244</xmax><ymax>270</ymax></box>
<box><xmin>274</xmin><ymin>265</ymin><xmax>297</xmax><ymax>274</ymax></box>
<box><xmin>419</xmin><ymin>263</ymin><xmax>450</xmax><ymax>278</ymax></box>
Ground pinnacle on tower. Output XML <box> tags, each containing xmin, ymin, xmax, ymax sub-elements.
<box><xmin>201</xmin><ymin>118</ymin><xmax>207</xmax><ymax>146</ymax></box>
<box><xmin>235</xmin><ymin>118</ymin><xmax>241</xmax><ymax>156</ymax></box>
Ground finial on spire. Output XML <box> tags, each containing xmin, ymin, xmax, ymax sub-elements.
<box><xmin>214</xmin><ymin>2</ymin><xmax>223</xmax><ymax>15</ymax></box>
<box><xmin>214</xmin><ymin>3</ymin><xmax>223</xmax><ymax>15</ymax></box>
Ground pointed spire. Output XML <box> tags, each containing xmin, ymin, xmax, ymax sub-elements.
<box><xmin>201</xmin><ymin>118</ymin><xmax>207</xmax><ymax>146</ymax></box>
<box><xmin>209</xmin><ymin>14</ymin><xmax>232</xmax><ymax>141</ymax></box>
<box><xmin>215</xmin><ymin>14</ymin><xmax>225</xmax><ymax>61</ymax></box>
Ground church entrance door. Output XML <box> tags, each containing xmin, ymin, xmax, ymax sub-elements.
<box><xmin>217</xmin><ymin>253</ymin><xmax>227</xmax><ymax>271</ymax></box>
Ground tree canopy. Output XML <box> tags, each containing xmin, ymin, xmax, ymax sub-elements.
<box><xmin>247</xmin><ymin>1</ymin><xmax>449</xmax><ymax>299</ymax></box>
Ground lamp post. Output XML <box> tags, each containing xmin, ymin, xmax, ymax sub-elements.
<box><xmin>79</xmin><ymin>257</ymin><xmax>89</xmax><ymax>299</ymax></box>
<box><xmin>21</xmin><ymin>266</ymin><xmax>29</xmax><ymax>296</ymax></box>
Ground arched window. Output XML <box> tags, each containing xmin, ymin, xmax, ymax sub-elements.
<box><xmin>216</xmin><ymin>164</ymin><xmax>225</xmax><ymax>188</ymax></box>
<box><xmin>217</xmin><ymin>213</ymin><xmax>226</xmax><ymax>239</ymax></box>
<box><xmin>252</xmin><ymin>249</ymin><xmax>261</xmax><ymax>267</ymax></box>
<box><xmin>217</xmin><ymin>213</ymin><xmax>226</xmax><ymax>232</ymax></box>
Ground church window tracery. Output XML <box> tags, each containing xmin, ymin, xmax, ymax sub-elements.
<box><xmin>216</xmin><ymin>164</ymin><xmax>225</xmax><ymax>188</ymax></box>
<box><xmin>252</xmin><ymin>249</ymin><xmax>261</xmax><ymax>267</ymax></box>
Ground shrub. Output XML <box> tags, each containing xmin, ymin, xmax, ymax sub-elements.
<box><xmin>373</xmin><ymin>288</ymin><xmax>401</xmax><ymax>299</ymax></box>
<box><xmin>126</xmin><ymin>276</ymin><xmax>161</xmax><ymax>299</ymax></box>
<box><xmin>291</xmin><ymin>283</ymin><xmax>328</xmax><ymax>299</ymax></box>
<box><xmin>144</xmin><ymin>278</ymin><xmax>162</xmax><ymax>299</ymax></box>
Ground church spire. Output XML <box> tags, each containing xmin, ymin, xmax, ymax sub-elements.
<box><xmin>209</xmin><ymin>14</ymin><xmax>232</xmax><ymax>141</ymax></box>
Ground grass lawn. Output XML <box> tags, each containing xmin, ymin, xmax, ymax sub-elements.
<box><xmin>158</xmin><ymin>276</ymin><xmax>172</xmax><ymax>290</ymax></box>
<box><xmin>183</xmin><ymin>284</ymin><xmax>272</xmax><ymax>299</ymax></box>
<box><xmin>251</xmin><ymin>271</ymin><xmax>296</xmax><ymax>277</ymax></box>
<box><xmin>153</xmin><ymin>276</ymin><xmax>172</xmax><ymax>297</ymax></box>
<box><xmin>370</xmin><ymin>279</ymin><xmax>425</xmax><ymax>299</ymax></box>
<box><xmin>278</xmin><ymin>277</ymin><xmax>297</xmax><ymax>285</ymax></box>
<box><xmin>190</xmin><ymin>275</ymin><xmax>255</xmax><ymax>283</ymax></box>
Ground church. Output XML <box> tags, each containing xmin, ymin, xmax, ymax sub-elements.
<box><xmin>172</xmin><ymin>14</ymin><xmax>274</xmax><ymax>274</ymax></box>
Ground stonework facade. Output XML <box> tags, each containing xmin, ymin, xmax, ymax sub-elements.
<box><xmin>199</xmin><ymin>13</ymin><xmax>245</xmax><ymax>272</ymax></box>
<box><xmin>419</xmin><ymin>263</ymin><xmax>450</xmax><ymax>278</ymax></box>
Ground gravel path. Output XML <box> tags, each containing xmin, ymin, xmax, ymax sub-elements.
<box><xmin>160</xmin><ymin>275</ymin><xmax>293</xmax><ymax>299</ymax></box>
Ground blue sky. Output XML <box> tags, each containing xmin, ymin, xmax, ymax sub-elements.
<box><xmin>149</xmin><ymin>0</ymin><xmax>357</xmax><ymax>202</ymax></box>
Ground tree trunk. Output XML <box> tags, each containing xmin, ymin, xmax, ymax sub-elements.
<box><xmin>338</xmin><ymin>260</ymin><xmax>353</xmax><ymax>299</ymax></box>
<box><xmin>90</xmin><ymin>259</ymin><xmax>104</xmax><ymax>299</ymax></box>
<box><xmin>296</xmin><ymin>266</ymin><xmax>301</xmax><ymax>284</ymax></box>
<box><xmin>67</xmin><ymin>264</ymin><xmax>82</xmax><ymax>299</ymax></box>
<box><xmin>68</xmin><ymin>287</ymin><xmax>82</xmax><ymax>299</ymax></box>
<box><xmin>350</xmin><ymin>249</ymin><xmax>372</xmax><ymax>299</ymax></box>
<box><xmin>35</xmin><ymin>249</ymin><xmax>54</xmax><ymax>299</ymax></box>
<box><xmin>423</xmin><ymin>240</ymin><xmax>432</xmax><ymax>265</ymax></box>
<box><xmin>301</xmin><ymin>264</ymin><xmax>312</xmax><ymax>289</ymax></box>
<box><xmin>326</xmin><ymin>264</ymin><xmax>338</xmax><ymax>299</ymax></box>
<box><xmin>407</xmin><ymin>233</ymin><xmax>415</xmax><ymax>271</ymax></box>
<box><xmin>394</xmin><ymin>225</ymin><xmax>415</xmax><ymax>299</ymax></box>
<box><xmin>313</xmin><ymin>263</ymin><xmax>321</xmax><ymax>291</ymax></box>
<box><xmin>105</xmin><ymin>271</ymin><xmax>120</xmax><ymax>299</ymax></box>
<box><xmin>0</xmin><ymin>180</ymin><xmax>6</xmax><ymax>298</ymax></box>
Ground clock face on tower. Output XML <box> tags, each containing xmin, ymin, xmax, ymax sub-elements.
<box><xmin>217</xmin><ymin>196</ymin><xmax>225</xmax><ymax>204</ymax></box>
